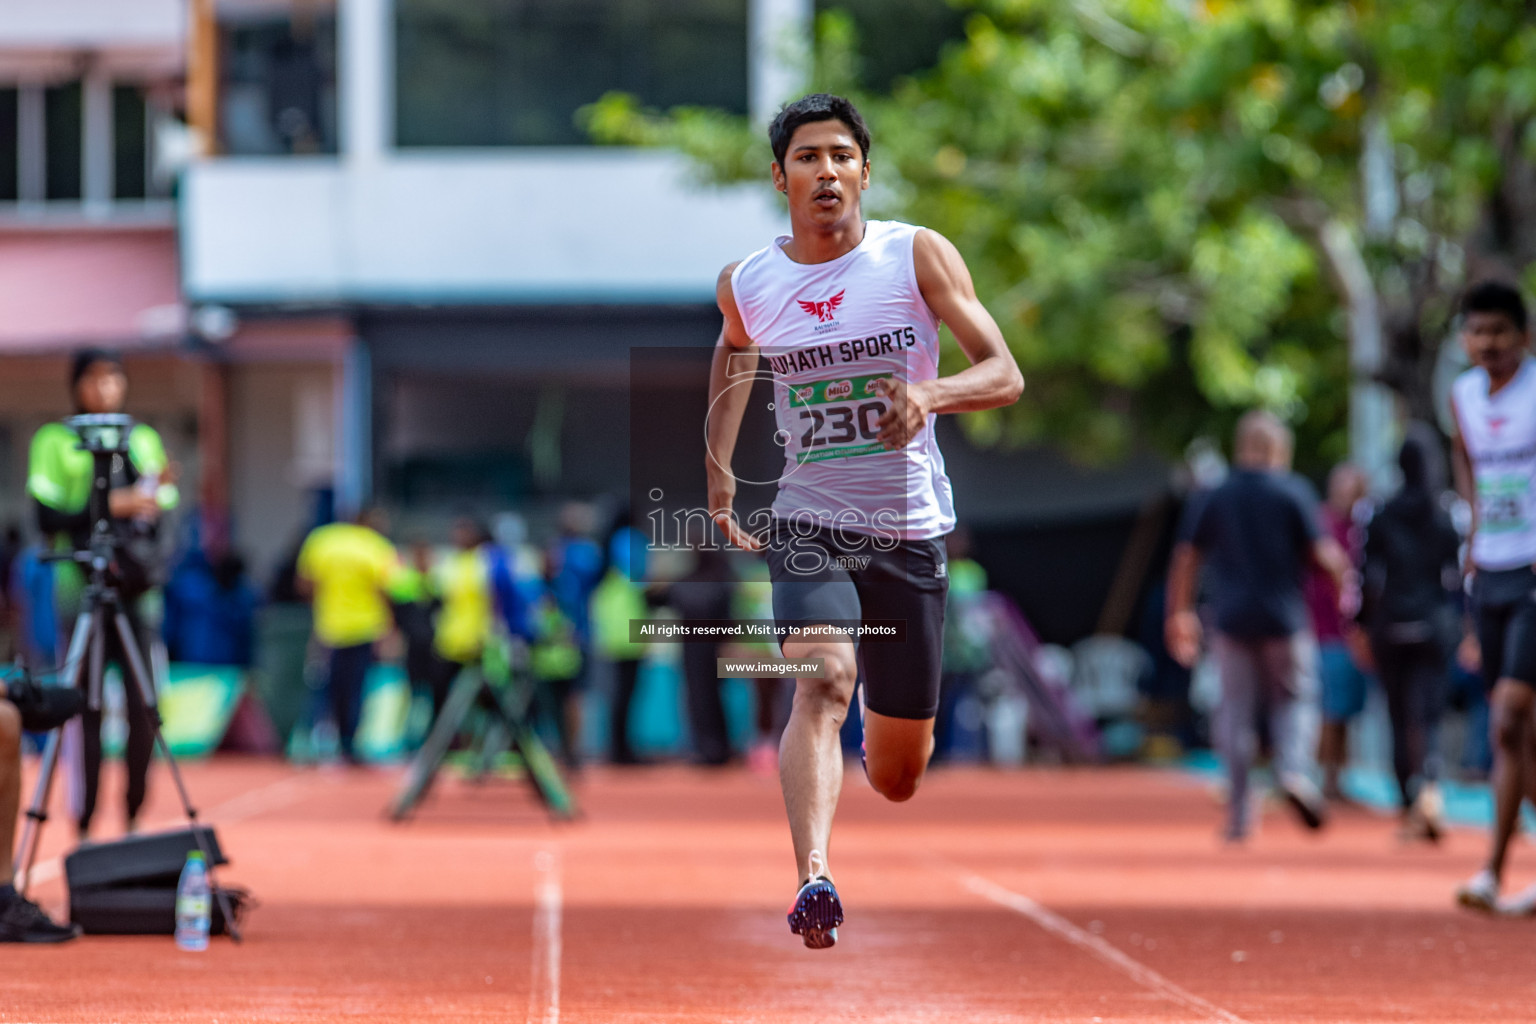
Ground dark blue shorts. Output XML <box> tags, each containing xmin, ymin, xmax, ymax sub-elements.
<box><xmin>764</xmin><ymin>519</ymin><xmax>949</xmax><ymax>720</ymax></box>
<box><xmin>1473</xmin><ymin>567</ymin><xmax>1536</xmax><ymax>689</ymax></box>
<box><xmin>1318</xmin><ymin>639</ymin><xmax>1370</xmax><ymax>722</ymax></box>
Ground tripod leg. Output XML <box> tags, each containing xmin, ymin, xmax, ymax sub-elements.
<box><xmin>472</xmin><ymin>711</ymin><xmax>510</xmax><ymax>782</ymax></box>
<box><xmin>486</xmin><ymin>675</ymin><xmax>577</xmax><ymax>820</ymax></box>
<box><xmin>14</xmin><ymin>611</ymin><xmax>98</xmax><ymax>893</ymax></box>
<box><xmin>57</xmin><ymin>610</ymin><xmax>95</xmax><ymax>704</ymax></box>
<box><xmin>390</xmin><ymin>665</ymin><xmax>481</xmax><ymax>821</ymax></box>
<box><xmin>13</xmin><ymin>730</ymin><xmax>64</xmax><ymax>896</ymax></box>
<box><xmin>111</xmin><ymin>611</ymin><xmax>243</xmax><ymax>942</ymax></box>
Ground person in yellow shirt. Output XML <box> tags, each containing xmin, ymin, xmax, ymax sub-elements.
<box><xmin>427</xmin><ymin>518</ymin><xmax>494</xmax><ymax>722</ymax></box>
<box><xmin>297</xmin><ymin>509</ymin><xmax>399</xmax><ymax>764</ymax></box>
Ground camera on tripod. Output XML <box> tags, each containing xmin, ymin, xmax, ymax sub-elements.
<box><xmin>67</xmin><ymin>412</ymin><xmax>135</xmax><ymax>456</ymax></box>
<box><xmin>65</xmin><ymin>412</ymin><xmax>137</xmax><ymax>549</ymax></box>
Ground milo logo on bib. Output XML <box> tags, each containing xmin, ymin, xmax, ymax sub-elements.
<box><xmin>787</xmin><ymin>373</ymin><xmax>893</xmax><ymax>464</ymax></box>
<box><xmin>1478</xmin><ymin>473</ymin><xmax>1530</xmax><ymax>534</ymax></box>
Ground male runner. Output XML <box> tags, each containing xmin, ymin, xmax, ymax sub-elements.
<box><xmin>1448</xmin><ymin>281</ymin><xmax>1536</xmax><ymax>912</ymax></box>
<box><xmin>706</xmin><ymin>93</ymin><xmax>1023</xmax><ymax>948</ymax></box>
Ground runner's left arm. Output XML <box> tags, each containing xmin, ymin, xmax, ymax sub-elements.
<box><xmin>876</xmin><ymin>229</ymin><xmax>1023</xmax><ymax>448</ymax></box>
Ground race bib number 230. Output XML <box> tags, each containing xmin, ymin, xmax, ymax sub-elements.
<box><xmin>1479</xmin><ymin>473</ymin><xmax>1530</xmax><ymax>534</ymax></box>
<box><xmin>789</xmin><ymin>374</ymin><xmax>891</xmax><ymax>464</ymax></box>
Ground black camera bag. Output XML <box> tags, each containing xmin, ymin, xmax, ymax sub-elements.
<box><xmin>64</xmin><ymin>826</ymin><xmax>247</xmax><ymax>935</ymax></box>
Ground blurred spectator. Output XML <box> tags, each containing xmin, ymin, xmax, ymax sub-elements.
<box><xmin>1448</xmin><ymin>628</ymin><xmax>1493</xmax><ymax>780</ymax></box>
<box><xmin>268</xmin><ymin>532</ymin><xmax>308</xmax><ymax>605</ymax></box>
<box><xmin>550</xmin><ymin>502</ymin><xmax>604</xmax><ymax>655</ymax></box>
<box><xmin>1166</xmin><ymin>411</ymin><xmax>1351</xmax><ymax>841</ymax></box>
<box><xmin>1360</xmin><ymin>425</ymin><xmax>1461</xmax><ymax>841</ymax></box>
<box><xmin>529</xmin><ymin>555</ymin><xmax>584</xmax><ymax>769</ymax></box>
<box><xmin>0</xmin><ymin>524</ymin><xmax>19</xmax><ymax>661</ymax></box>
<box><xmin>591</xmin><ymin>526</ymin><xmax>649</xmax><ymax>765</ymax></box>
<box><xmin>934</xmin><ymin>528</ymin><xmax>990</xmax><ymax>763</ymax></box>
<box><xmin>1307</xmin><ymin>463</ymin><xmax>1372</xmax><ymax>802</ymax></box>
<box><xmin>734</xmin><ymin>557</ymin><xmax>787</xmax><ymax>773</ymax></box>
<box><xmin>486</xmin><ymin>516</ymin><xmax>535</xmax><ymax>645</ymax></box>
<box><xmin>387</xmin><ymin>540</ymin><xmax>440</xmax><ymax>740</ymax></box>
<box><xmin>296</xmin><ymin>508</ymin><xmax>399</xmax><ymax>764</ymax></box>
<box><xmin>12</xmin><ymin>544</ymin><xmax>57</xmax><ymax>669</ymax></box>
<box><xmin>663</xmin><ymin>548</ymin><xmax>737</xmax><ymax>767</ymax></box>
<box><xmin>165</xmin><ymin>545</ymin><xmax>260</xmax><ymax>667</ymax></box>
<box><xmin>427</xmin><ymin>518</ymin><xmax>494</xmax><ymax>722</ymax></box>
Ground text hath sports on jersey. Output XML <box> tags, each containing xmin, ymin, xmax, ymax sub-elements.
<box><xmin>762</xmin><ymin>326</ymin><xmax>918</xmax><ymax>376</ymax></box>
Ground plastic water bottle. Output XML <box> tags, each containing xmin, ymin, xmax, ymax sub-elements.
<box><xmin>175</xmin><ymin>851</ymin><xmax>211</xmax><ymax>951</ymax></box>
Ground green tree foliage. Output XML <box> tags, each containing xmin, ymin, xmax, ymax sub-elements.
<box><xmin>585</xmin><ymin>0</ymin><xmax>1536</xmax><ymax>468</ymax></box>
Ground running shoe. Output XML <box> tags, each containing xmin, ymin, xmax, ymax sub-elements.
<box><xmin>1456</xmin><ymin>869</ymin><xmax>1500</xmax><ymax>914</ymax></box>
<box><xmin>1397</xmin><ymin>793</ymin><xmax>1443</xmax><ymax>845</ymax></box>
<box><xmin>787</xmin><ymin>850</ymin><xmax>843</xmax><ymax>949</ymax></box>
<box><xmin>0</xmin><ymin>891</ymin><xmax>81</xmax><ymax>943</ymax></box>
<box><xmin>1499</xmin><ymin>881</ymin><xmax>1536</xmax><ymax>917</ymax></box>
<box><xmin>1277</xmin><ymin>774</ymin><xmax>1328</xmax><ymax>831</ymax></box>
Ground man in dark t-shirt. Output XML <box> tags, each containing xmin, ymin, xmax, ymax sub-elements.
<box><xmin>1166</xmin><ymin>410</ymin><xmax>1351</xmax><ymax>841</ymax></box>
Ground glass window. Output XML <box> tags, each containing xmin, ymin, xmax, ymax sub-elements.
<box><xmin>395</xmin><ymin>0</ymin><xmax>749</xmax><ymax>147</ymax></box>
<box><xmin>0</xmin><ymin>89</ymin><xmax>16</xmax><ymax>201</ymax></box>
<box><xmin>220</xmin><ymin>13</ymin><xmax>339</xmax><ymax>155</ymax></box>
<box><xmin>816</xmin><ymin>0</ymin><xmax>965</xmax><ymax>91</ymax></box>
<box><xmin>113</xmin><ymin>85</ymin><xmax>148</xmax><ymax>199</ymax></box>
<box><xmin>44</xmin><ymin>82</ymin><xmax>82</xmax><ymax>200</ymax></box>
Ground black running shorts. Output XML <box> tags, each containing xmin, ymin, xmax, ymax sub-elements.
<box><xmin>1473</xmin><ymin>567</ymin><xmax>1536</xmax><ymax>689</ymax></box>
<box><xmin>764</xmin><ymin>518</ymin><xmax>949</xmax><ymax>720</ymax></box>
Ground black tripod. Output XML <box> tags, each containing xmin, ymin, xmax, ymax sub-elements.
<box><xmin>11</xmin><ymin>413</ymin><xmax>242</xmax><ymax>941</ymax></box>
<box><xmin>389</xmin><ymin>648</ymin><xmax>576</xmax><ymax>822</ymax></box>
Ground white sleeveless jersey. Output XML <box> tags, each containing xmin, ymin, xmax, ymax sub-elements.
<box><xmin>730</xmin><ymin>220</ymin><xmax>956</xmax><ymax>540</ymax></box>
<box><xmin>1452</xmin><ymin>355</ymin><xmax>1536</xmax><ymax>570</ymax></box>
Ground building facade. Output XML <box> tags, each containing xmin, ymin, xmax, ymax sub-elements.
<box><xmin>180</xmin><ymin>0</ymin><xmax>805</xmax><ymax>577</ymax></box>
<box><xmin>0</xmin><ymin>0</ymin><xmax>198</xmax><ymax>537</ymax></box>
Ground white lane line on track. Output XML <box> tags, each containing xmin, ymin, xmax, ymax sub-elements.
<box><xmin>20</xmin><ymin>771</ymin><xmax>315</xmax><ymax>892</ymax></box>
<box><xmin>528</xmin><ymin>847</ymin><xmax>563</xmax><ymax>1024</ymax></box>
<box><xmin>961</xmin><ymin>872</ymin><xmax>1251</xmax><ymax>1024</ymax></box>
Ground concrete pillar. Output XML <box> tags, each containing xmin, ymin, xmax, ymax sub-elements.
<box><xmin>335</xmin><ymin>338</ymin><xmax>372</xmax><ymax>518</ymax></box>
<box><xmin>83</xmin><ymin>65</ymin><xmax>113</xmax><ymax>215</ymax></box>
<box><xmin>186</xmin><ymin>0</ymin><xmax>219</xmax><ymax>154</ymax></box>
<box><xmin>198</xmin><ymin>360</ymin><xmax>231</xmax><ymax>555</ymax></box>
<box><xmin>750</xmin><ymin>0</ymin><xmax>812</xmax><ymax>125</ymax></box>
<box><xmin>17</xmin><ymin>85</ymin><xmax>44</xmax><ymax>203</ymax></box>
<box><xmin>339</xmin><ymin>0</ymin><xmax>390</xmax><ymax>160</ymax></box>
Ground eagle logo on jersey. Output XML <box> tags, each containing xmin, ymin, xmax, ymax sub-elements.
<box><xmin>798</xmin><ymin>290</ymin><xmax>845</xmax><ymax>323</ymax></box>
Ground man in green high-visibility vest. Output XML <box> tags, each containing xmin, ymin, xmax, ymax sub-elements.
<box><xmin>27</xmin><ymin>349</ymin><xmax>179</xmax><ymax>841</ymax></box>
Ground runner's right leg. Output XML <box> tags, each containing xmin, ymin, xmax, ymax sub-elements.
<box><xmin>779</xmin><ymin>636</ymin><xmax>858</xmax><ymax>884</ymax></box>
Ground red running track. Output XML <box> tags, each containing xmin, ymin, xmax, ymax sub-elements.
<box><xmin>8</xmin><ymin>757</ymin><xmax>1534</xmax><ymax>1022</ymax></box>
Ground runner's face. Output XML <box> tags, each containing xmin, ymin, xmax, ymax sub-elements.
<box><xmin>75</xmin><ymin>362</ymin><xmax>127</xmax><ymax>413</ymax></box>
<box><xmin>773</xmin><ymin>120</ymin><xmax>868</xmax><ymax>227</ymax></box>
<box><xmin>1462</xmin><ymin>311</ymin><xmax>1527</xmax><ymax>381</ymax></box>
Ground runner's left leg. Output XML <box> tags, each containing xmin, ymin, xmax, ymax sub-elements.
<box><xmin>863</xmin><ymin>711</ymin><xmax>935</xmax><ymax>802</ymax></box>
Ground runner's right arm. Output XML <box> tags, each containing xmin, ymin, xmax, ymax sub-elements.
<box><xmin>1448</xmin><ymin>393</ymin><xmax>1478</xmax><ymax>568</ymax></box>
<box><xmin>707</xmin><ymin>263</ymin><xmax>763</xmax><ymax>551</ymax></box>
<box><xmin>1164</xmin><ymin>541</ymin><xmax>1202</xmax><ymax>669</ymax></box>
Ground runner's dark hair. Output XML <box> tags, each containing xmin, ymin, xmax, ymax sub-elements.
<box><xmin>769</xmin><ymin>94</ymin><xmax>871</xmax><ymax>169</ymax></box>
<box><xmin>1461</xmin><ymin>279</ymin><xmax>1528</xmax><ymax>331</ymax></box>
